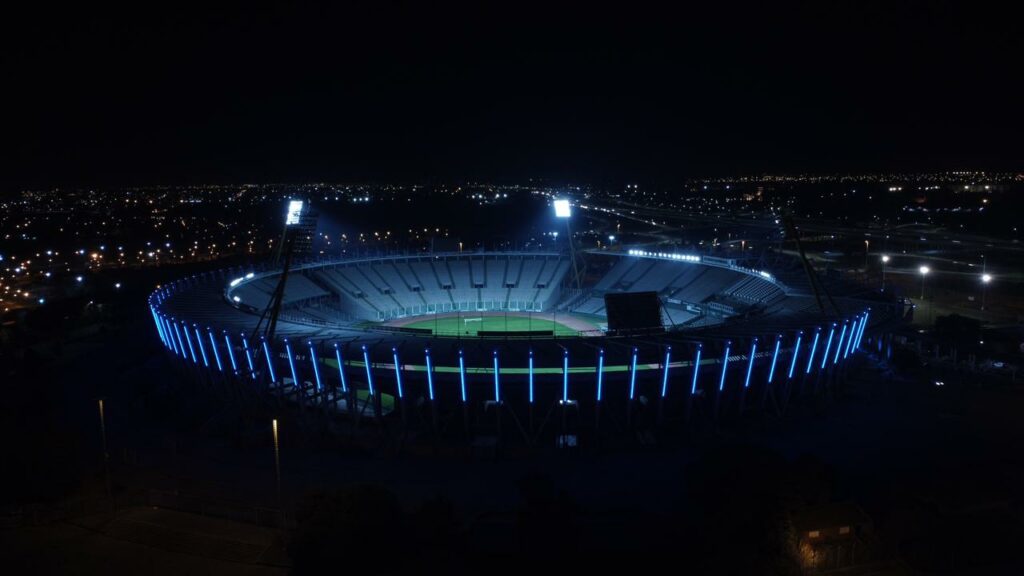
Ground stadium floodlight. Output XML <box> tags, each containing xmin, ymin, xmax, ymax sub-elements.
<box><xmin>553</xmin><ymin>199</ymin><xmax>572</xmax><ymax>218</ymax></box>
<box><xmin>285</xmin><ymin>200</ymin><xmax>305</xmax><ymax>226</ymax></box>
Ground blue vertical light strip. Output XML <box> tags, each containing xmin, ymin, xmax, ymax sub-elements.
<box><xmin>768</xmin><ymin>335</ymin><xmax>781</xmax><ymax>383</ymax></box>
<box><xmin>660</xmin><ymin>346</ymin><xmax>672</xmax><ymax>398</ymax></box>
<box><xmin>788</xmin><ymin>332</ymin><xmax>802</xmax><ymax>379</ymax></box>
<box><xmin>309</xmin><ymin>342</ymin><xmax>322</xmax><ymax>391</ymax></box>
<box><xmin>628</xmin><ymin>347</ymin><xmax>639</xmax><ymax>400</ymax></box>
<box><xmin>333</xmin><ymin>344</ymin><xmax>348</xmax><ymax>392</ymax></box>
<box><xmin>690</xmin><ymin>344</ymin><xmax>702</xmax><ymax>394</ymax></box>
<box><xmin>744</xmin><ymin>338</ymin><xmax>758</xmax><ymax>388</ymax></box>
<box><xmin>718</xmin><ymin>341</ymin><xmax>731</xmax><ymax>391</ymax></box>
<box><xmin>182</xmin><ymin>322</ymin><xmax>197</xmax><ymax>363</ymax></box>
<box><xmin>173</xmin><ymin>321</ymin><xmax>188</xmax><ymax>361</ymax></box>
<box><xmin>392</xmin><ymin>347</ymin><xmax>404</xmax><ymax>399</ymax></box>
<box><xmin>820</xmin><ymin>324</ymin><xmax>836</xmax><ymax>370</ymax></box>
<box><xmin>164</xmin><ymin>317</ymin><xmax>178</xmax><ymax>355</ymax></box>
<box><xmin>285</xmin><ymin>339</ymin><xmax>300</xmax><ymax>389</ymax></box>
<box><xmin>361</xmin><ymin>345</ymin><xmax>375</xmax><ymax>396</ymax></box>
<box><xmin>164</xmin><ymin>318</ymin><xmax>179</xmax><ymax>355</ymax></box>
<box><xmin>844</xmin><ymin>318</ymin><xmax>858</xmax><ymax>359</ymax></box>
<box><xmin>856</xmin><ymin>310</ymin><xmax>870</xmax><ymax>350</ymax></box>
<box><xmin>562</xmin><ymin>350</ymin><xmax>569</xmax><ymax>403</ymax></box>
<box><xmin>805</xmin><ymin>328</ymin><xmax>821</xmax><ymax>374</ymax></box>
<box><xmin>242</xmin><ymin>335</ymin><xmax>256</xmax><ymax>379</ymax></box>
<box><xmin>596</xmin><ymin>349</ymin><xmax>605</xmax><ymax>401</ymax></box>
<box><xmin>224</xmin><ymin>332</ymin><xmax>238</xmax><ymax>373</ymax></box>
<box><xmin>493</xmin><ymin>350</ymin><xmax>501</xmax><ymax>402</ymax></box>
<box><xmin>150</xmin><ymin>307</ymin><xmax>167</xmax><ymax>347</ymax></box>
<box><xmin>833</xmin><ymin>322</ymin><xmax>848</xmax><ymax>364</ymax></box>
<box><xmin>458</xmin><ymin>349</ymin><xmax>467</xmax><ymax>403</ymax></box>
<box><xmin>424</xmin><ymin>348</ymin><xmax>435</xmax><ymax>401</ymax></box>
<box><xmin>262</xmin><ymin>337</ymin><xmax>277</xmax><ymax>383</ymax></box>
<box><xmin>208</xmin><ymin>329</ymin><xmax>223</xmax><ymax>372</ymax></box>
<box><xmin>194</xmin><ymin>326</ymin><xmax>209</xmax><ymax>367</ymax></box>
<box><xmin>528</xmin><ymin>350</ymin><xmax>535</xmax><ymax>404</ymax></box>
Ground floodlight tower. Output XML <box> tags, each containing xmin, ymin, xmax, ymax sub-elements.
<box><xmin>554</xmin><ymin>199</ymin><xmax>582</xmax><ymax>291</ymax></box>
<box><xmin>251</xmin><ymin>199</ymin><xmax>306</xmax><ymax>345</ymax></box>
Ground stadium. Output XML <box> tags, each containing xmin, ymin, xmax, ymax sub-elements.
<box><xmin>148</xmin><ymin>201</ymin><xmax>902</xmax><ymax>445</ymax></box>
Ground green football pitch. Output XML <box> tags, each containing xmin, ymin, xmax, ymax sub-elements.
<box><xmin>401</xmin><ymin>314</ymin><xmax>592</xmax><ymax>336</ymax></box>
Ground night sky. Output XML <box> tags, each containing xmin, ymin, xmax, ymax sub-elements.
<box><xmin>3</xmin><ymin>3</ymin><xmax>1021</xmax><ymax>188</ymax></box>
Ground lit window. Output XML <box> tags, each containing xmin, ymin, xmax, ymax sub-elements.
<box><xmin>839</xmin><ymin>526</ymin><xmax>850</xmax><ymax>535</ymax></box>
<box><xmin>808</xmin><ymin>530</ymin><xmax>820</xmax><ymax>539</ymax></box>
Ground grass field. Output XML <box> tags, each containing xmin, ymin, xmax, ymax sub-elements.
<box><xmin>402</xmin><ymin>314</ymin><xmax>590</xmax><ymax>336</ymax></box>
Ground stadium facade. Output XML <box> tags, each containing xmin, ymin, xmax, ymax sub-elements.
<box><xmin>149</xmin><ymin>248</ymin><xmax>899</xmax><ymax>440</ymax></box>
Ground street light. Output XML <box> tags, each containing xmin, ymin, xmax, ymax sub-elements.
<box><xmin>918</xmin><ymin>266</ymin><xmax>929</xmax><ymax>300</ymax></box>
<box><xmin>981</xmin><ymin>273</ymin><xmax>992</xmax><ymax>311</ymax></box>
<box><xmin>880</xmin><ymin>255</ymin><xmax>890</xmax><ymax>291</ymax></box>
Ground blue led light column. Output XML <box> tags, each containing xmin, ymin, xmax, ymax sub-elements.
<box><xmin>224</xmin><ymin>331</ymin><xmax>238</xmax><ymax>374</ymax></box>
<box><xmin>768</xmin><ymin>335</ymin><xmax>781</xmax><ymax>385</ymax></box>
<box><xmin>744</xmin><ymin>339</ymin><xmax>758</xmax><ymax>389</ymax></box>
<box><xmin>628</xmin><ymin>347</ymin><xmax>639</xmax><ymax>400</ymax></box>
<box><xmin>685</xmin><ymin>344</ymin><xmax>701</xmax><ymax>422</ymax></box>
<box><xmin>424</xmin><ymin>348</ymin><xmax>435</xmax><ymax>401</ymax></box>
<box><xmin>788</xmin><ymin>331</ymin><xmax>802</xmax><ymax>381</ymax></box>
<box><xmin>457</xmin><ymin>349</ymin><xmax>467</xmax><ymax>403</ymax></box>
<box><xmin>333</xmin><ymin>344</ymin><xmax>349</xmax><ymax>392</ymax></box>
<box><xmin>833</xmin><ymin>321</ymin><xmax>848</xmax><ymax>365</ymax></box>
<box><xmin>820</xmin><ymin>324</ymin><xmax>836</xmax><ymax>371</ymax></box>
<box><xmin>562</xmin><ymin>349</ymin><xmax>569</xmax><ymax>403</ymax></box>
<box><xmin>261</xmin><ymin>337</ymin><xmax>277</xmax><ymax>387</ymax></box>
<box><xmin>805</xmin><ymin>327</ymin><xmax>821</xmax><ymax>375</ymax></box>
<box><xmin>182</xmin><ymin>322</ymin><xmax>197</xmax><ymax>364</ymax></box>
<box><xmin>193</xmin><ymin>326</ymin><xmax>209</xmax><ymax>368</ymax></box>
<box><xmin>660</xmin><ymin>346</ymin><xmax>672</xmax><ymax>398</ymax></box>
<box><xmin>284</xmin><ymin>339</ymin><xmax>300</xmax><ymax>398</ymax></box>
<box><xmin>241</xmin><ymin>334</ymin><xmax>256</xmax><ymax>380</ymax></box>
<box><xmin>528</xmin><ymin>349</ymin><xmax>535</xmax><ymax>404</ymax></box>
<box><xmin>309</xmin><ymin>341</ymin><xmax>322</xmax><ymax>393</ymax></box>
<box><xmin>718</xmin><ymin>341</ymin><xmax>731</xmax><ymax>392</ymax></box>
<box><xmin>164</xmin><ymin>317</ymin><xmax>180</xmax><ymax>356</ymax></box>
<box><xmin>208</xmin><ymin>329</ymin><xmax>223</xmax><ymax>372</ymax></box>
<box><xmin>392</xmin><ymin>347</ymin><xmax>404</xmax><ymax>400</ymax></box>
<box><xmin>715</xmin><ymin>341</ymin><xmax>731</xmax><ymax>420</ymax></box>
<box><xmin>492</xmin><ymin>350</ymin><xmax>500</xmax><ymax>403</ymax></box>
<box><xmin>844</xmin><ymin>317</ymin><xmax>858</xmax><ymax>359</ymax></box>
<box><xmin>361</xmin><ymin>345</ymin><xmax>375</xmax><ymax>396</ymax></box>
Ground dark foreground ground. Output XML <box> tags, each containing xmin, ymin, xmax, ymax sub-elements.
<box><xmin>3</xmin><ymin>284</ymin><xmax>1024</xmax><ymax>575</ymax></box>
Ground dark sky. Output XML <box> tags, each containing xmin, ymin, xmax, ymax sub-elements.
<box><xmin>3</xmin><ymin>3</ymin><xmax>1021</xmax><ymax>188</ymax></box>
